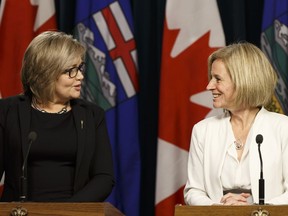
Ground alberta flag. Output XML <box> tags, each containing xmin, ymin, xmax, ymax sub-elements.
<box><xmin>74</xmin><ymin>1</ymin><xmax>141</xmax><ymax>216</ymax></box>
<box><xmin>261</xmin><ymin>0</ymin><xmax>288</xmax><ymax>114</ymax></box>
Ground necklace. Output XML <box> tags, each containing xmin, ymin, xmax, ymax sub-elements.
<box><xmin>231</xmin><ymin>108</ymin><xmax>261</xmax><ymax>151</ymax></box>
<box><xmin>32</xmin><ymin>99</ymin><xmax>69</xmax><ymax>114</ymax></box>
<box><xmin>234</xmin><ymin>139</ymin><xmax>244</xmax><ymax>150</ymax></box>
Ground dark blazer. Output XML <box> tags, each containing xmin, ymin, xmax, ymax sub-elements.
<box><xmin>0</xmin><ymin>95</ymin><xmax>114</xmax><ymax>202</ymax></box>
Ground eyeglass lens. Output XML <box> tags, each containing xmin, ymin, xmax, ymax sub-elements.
<box><xmin>65</xmin><ymin>62</ymin><xmax>85</xmax><ymax>78</ymax></box>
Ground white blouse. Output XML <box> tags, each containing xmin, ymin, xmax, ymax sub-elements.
<box><xmin>221</xmin><ymin>142</ymin><xmax>251</xmax><ymax>191</ymax></box>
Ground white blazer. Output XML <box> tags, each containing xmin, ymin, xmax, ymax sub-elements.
<box><xmin>184</xmin><ymin>107</ymin><xmax>288</xmax><ymax>205</ymax></box>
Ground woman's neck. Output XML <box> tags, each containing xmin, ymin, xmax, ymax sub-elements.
<box><xmin>230</xmin><ymin>107</ymin><xmax>261</xmax><ymax>157</ymax></box>
<box><xmin>230</xmin><ymin>107</ymin><xmax>260</xmax><ymax>129</ymax></box>
<box><xmin>32</xmin><ymin>98</ymin><xmax>70</xmax><ymax>114</ymax></box>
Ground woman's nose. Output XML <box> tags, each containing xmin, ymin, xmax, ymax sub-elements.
<box><xmin>206</xmin><ymin>79</ymin><xmax>215</xmax><ymax>90</ymax></box>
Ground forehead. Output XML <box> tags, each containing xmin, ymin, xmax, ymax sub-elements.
<box><xmin>211</xmin><ymin>59</ymin><xmax>228</xmax><ymax>76</ymax></box>
<box><xmin>66</xmin><ymin>57</ymin><xmax>83</xmax><ymax>67</ymax></box>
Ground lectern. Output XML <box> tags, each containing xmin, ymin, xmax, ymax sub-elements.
<box><xmin>0</xmin><ymin>202</ymin><xmax>124</xmax><ymax>216</ymax></box>
<box><xmin>174</xmin><ymin>204</ymin><xmax>288</xmax><ymax>216</ymax></box>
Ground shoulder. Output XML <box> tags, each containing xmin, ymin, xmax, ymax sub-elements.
<box><xmin>255</xmin><ymin>108</ymin><xmax>288</xmax><ymax>138</ymax></box>
<box><xmin>194</xmin><ymin>112</ymin><xmax>228</xmax><ymax>129</ymax></box>
<box><xmin>72</xmin><ymin>98</ymin><xmax>104</xmax><ymax>110</ymax></box>
<box><xmin>71</xmin><ymin>98</ymin><xmax>105</xmax><ymax>118</ymax></box>
<box><xmin>0</xmin><ymin>94</ymin><xmax>27</xmax><ymax>109</ymax></box>
<box><xmin>191</xmin><ymin>112</ymin><xmax>228</xmax><ymax>139</ymax></box>
<box><xmin>260</xmin><ymin>107</ymin><xmax>288</xmax><ymax>123</ymax></box>
<box><xmin>0</xmin><ymin>95</ymin><xmax>28</xmax><ymax>125</ymax></box>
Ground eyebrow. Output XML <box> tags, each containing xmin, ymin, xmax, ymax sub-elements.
<box><xmin>66</xmin><ymin>62</ymin><xmax>83</xmax><ymax>68</ymax></box>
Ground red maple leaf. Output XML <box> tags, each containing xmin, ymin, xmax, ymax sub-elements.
<box><xmin>159</xmin><ymin>20</ymin><xmax>220</xmax><ymax>151</ymax></box>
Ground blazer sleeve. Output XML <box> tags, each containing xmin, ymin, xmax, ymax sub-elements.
<box><xmin>184</xmin><ymin>123</ymin><xmax>216</xmax><ymax>205</ymax></box>
<box><xmin>68</xmin><ymin>106</ymin><xmax>115</xmax><ymax>202</ymax></box>
<box><xmin>0</xmin><ymin>99</ymin><xmax>5</xmax><ymax>180</ymax></box>
<box><xmin>265</xmin><ymin>113</ymin><xmax>288</xmax><ymax>204</ymax></box>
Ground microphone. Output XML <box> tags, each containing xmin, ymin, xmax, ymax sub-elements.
<box><xmin>256</xmin><ymin>134</ymin><xmax>264</xmax><ymax>205</ymax></box>
<box><xmin>20</xmin><ymin>131</ymin><xmax>37</xmax><ymax>201</ymax></box>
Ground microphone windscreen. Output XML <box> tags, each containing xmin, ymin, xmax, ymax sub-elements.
<box><xmin>28</xmin><ymin>131</ymin><xmax>37</xmax><ymax>142</ymax></box>
<box><xmin>256</xmin><ymin>134</ymin><xmax>263</xmax><ymax>144</ymax></box>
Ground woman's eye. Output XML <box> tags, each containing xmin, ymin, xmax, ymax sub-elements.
<box><xmin>214</xmin><ymin>76</ymin><xmax>221</xmax><ymax>82</ymax></box>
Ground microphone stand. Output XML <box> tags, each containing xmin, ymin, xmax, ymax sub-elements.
<box><xmin>19</xmin><ymin>141</ymin><xmax>32</xmax><ymax>202</ymax></box>
<box><xmin>20</xmin><ymin>131</ymin><xmax>37</xmax><ymax>201</ymax></box>
<box><xmin>257</xmin><ymin>140</ymin><xmax>265</xmax><ymax>205</ymax></box>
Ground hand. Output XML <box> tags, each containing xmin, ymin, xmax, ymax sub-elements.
<box><xmin>220</xmin><ymin>193</ymin><xmax>251</xmax><ymax>205</ymax></box>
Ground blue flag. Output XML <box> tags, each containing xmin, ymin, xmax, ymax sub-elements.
<box><xmin>261</xmin><ymin>0</ymin><xmax>288</xmax><ymax>114</ymax></box>
<box><xmin>74</xmin><ymin>1</ymin><xmax>141</xmax><ymax>215</ymax></box>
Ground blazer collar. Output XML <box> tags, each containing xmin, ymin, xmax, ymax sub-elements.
<box><xmin>18</xmin><ymin>95</ymin><xmax>32</xmax><ymax>162</ymax></box>
<box><xmin>71</xmin><ymin>100</ymin><xmax>87</xmax><ymax>183</ymax></box>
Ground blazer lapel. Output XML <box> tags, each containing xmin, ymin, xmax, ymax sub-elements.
<box><xmin>71</xmin><ymin>100</ymin><xmax>87</xmax><ymax>185</ymax></box>
<box><xmin>18</xmin><ymin>96</ymin><xmax>32</xmax><ymax>162</ymax></box>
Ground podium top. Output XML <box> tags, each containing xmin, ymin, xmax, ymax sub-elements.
<box><xmin>174</xmin><ymin>204</ymin><xmax>288</xmax><ymax>216</ymax></box>
<box><xmin>0</xmin><ymin>202</ymin><xmax>125</xmax><ymax>216</ymax></box>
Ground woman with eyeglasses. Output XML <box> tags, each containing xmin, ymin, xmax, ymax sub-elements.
<box><xmin>0</xmin><ymin>31</ymin><xmax>114</xmax><ymax>202</ymax></box>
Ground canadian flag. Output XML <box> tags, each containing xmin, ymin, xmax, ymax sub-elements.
<box><xmin>0</xmin><ymin>0</ymin><xmax>56</xmax><ymax>196</ymax></box>
<box><xmin>0</xmin><ymin>0</ymin><xmax>57</xmax><ymax>98</ymax></box>
<box><xmin>155</xmin><ymin>0</ymin><xmax>225</xmax><ymax>215</ymax></box>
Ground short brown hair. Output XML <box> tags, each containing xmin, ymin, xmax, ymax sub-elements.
<box><xmin>21</xmin><ymin>31</ymin><xmax>86</xmax><ymax>104</ymax></box>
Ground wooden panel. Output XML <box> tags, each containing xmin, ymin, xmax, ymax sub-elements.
<box><xmin>174</xmin><ymin>204</ymin><xmax>288</xmax><ymax>216</ymax></box>
<box><xmin>0</xmin><ymin>202</ymin><xmax>124</xmax><ymax>216</ymax></box>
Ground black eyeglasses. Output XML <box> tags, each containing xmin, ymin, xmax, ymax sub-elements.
<box><xmin>64</xmin><ymin>62</ymin><xmax>86</xmax><ymax>78</ymax></box>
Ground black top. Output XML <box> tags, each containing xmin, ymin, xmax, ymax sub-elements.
<box><xmin>28</xmin><ymin>109</ymin><xmax>77</xmax><ymax>201</ymax></box>
<box><xmin>0</xmin><ymin>95</ymin><xmax>114</xmax><ymax>202</ymax></box>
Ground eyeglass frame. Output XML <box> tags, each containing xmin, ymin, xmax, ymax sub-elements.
<box><xmin>63</xmin><ymin>62</ymin><xmax>86</xmax><ymax>78</ymax></box>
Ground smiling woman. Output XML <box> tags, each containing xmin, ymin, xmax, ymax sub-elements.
<box><xmin>206</xmin><ymin>59</ymin><xmax>236</xmax><ymax>110</ymax></box>
<box><xmin>184</xmin><ymin>42</ymin><xmax>288</xmax><ymax>206</ymax></box>
<box><xmin>0</xmin><ymin>31</ymin><xmax>115</xmax><ymax>202</ymax></box>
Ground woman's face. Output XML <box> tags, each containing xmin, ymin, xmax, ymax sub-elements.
<box><xmin>206</xmin><ymin>59</ymin><xmax>235</xmax><ymax>110</ymax></box>
<box><xmin>53</xmin><ymin>58</ymin><xmax>84</xmax><ymax>103</ymax></box>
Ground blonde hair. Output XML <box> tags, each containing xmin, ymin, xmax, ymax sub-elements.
<box><xmin>208</xmin><ymin>42</ymin><xmax>277</xmax><ymax>108</ymax></box>
<box><xmin>21</xmin><ymin>31</ymin><xmax>86</xmax><ymax>104</ymax></box>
